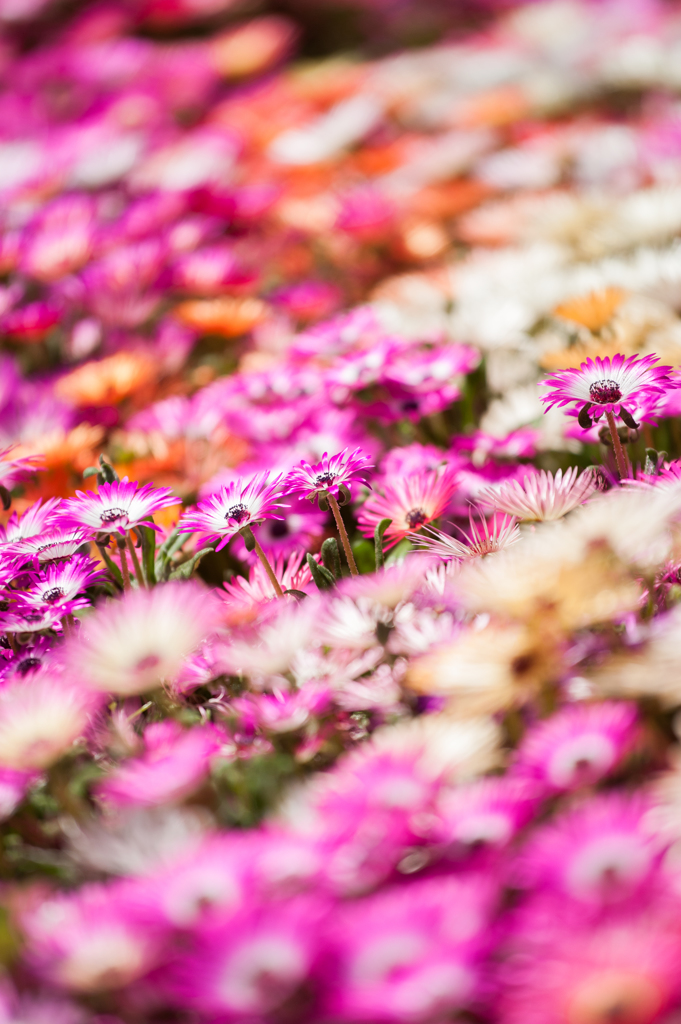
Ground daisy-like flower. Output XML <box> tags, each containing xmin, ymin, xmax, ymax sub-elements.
<box><xmin>0</xmin><ymin>670</ymin><xmax>100</xmax><ymax>771</ymax></box>
<box><xmin>358</xmin><ymin>467</ymin><xmax>459</xmax><ymax>549</ymax></box>
<box><xmin>540</xmin><ymin>353</ymin><xmax>674</xmax><ymax>428</ymax></box>
<box><xmin>22</xmin><ymin>555</ymin><xmax>108</xmax><ymax>613</ymax></box>
<box><xmin>179</xmin><ymin>472</ymin><xmax>286</xmax><ymax>552</ymax></box>
<box><xmin>7</xmin><ymin>528</ymin><xmax>90</xmax><ymax>568</ymax></box>
<box><xmin>59</xmin><ymin>479</ymin><xmax>177</xmax><ymax>538</ymax></box>
<box><xmin>221</xmin><ymin>550</ymin><xmax>316</xmax><ymax>619</ymax></box>
<box><xmin>0</xmin><ymin>498</ymin><xmax>61</xmax><ymax>546</ymax></box>
<box><xmin>478</xmin><ymin>467</ymin><xmax>599</xmax><ymax>522</ymax></box>
<box><xmin>0</xmin><ymin>447</ymin><xmax>44</xmax><ymax>492</ymax></box>
<box><xmin>65</xmin><ymin>582</ymin><xmax>222</xmax><ymax>696</ymax></box>
<box><xmin>414</xmin><ymin>511</ymin><xmax>520</xmax><ymax>561</ymax></box>
<box><xmin>511</xmin><ymin>701</ymin><xmax>639</xmax><ymax>794</ymax></box>
<box><xmin>284</xmin><ymin>447</ymin><xmax>373</xmax><ymax>502</ymax></box>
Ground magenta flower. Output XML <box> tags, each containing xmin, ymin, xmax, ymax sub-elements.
<box><xmin>96</xmin><ymin>721</ymin><xmax>223</xmax><ymax>808</ymax></box>
<box><xmin>21</xmin><ymin>880</ymin><xmax>165</xmax><ymax>993</ymax></box>
<box><xmin>58</xmin><ymin>478</ymin><xmax>177</xmax><ymax>538</ymax></box>
<box><xmin>540</xmin><ymin>353</ymin><xmax>675</xmax><ymax>427</ymax></box>
<box><xmin>0</xmin><ymin>447</ymin><xmax>44</xmax><ymax>491</ymax></box>
<box><xmin>511</xmin><ymin>701</ymin><xmax>639</xmax><ymax>793</ymax></box>
<box><xmin>497</xmin><ymin>898</ymin><xmax>681</xmax><ymax>1024</ymax></box>
<box><xmin>6</xmin><ymin>528</ymin><xmax>90</xmax><ymax>568</ymax></box>
<box><xmin>513</xmin><ymin>793</ymin><xmax>663</xmax><ymax>907</ymax></box>
<box><xmin>178</xmin><ymin>472</ymin><xmax>287</xmax><ymax>551</ymax></box>
<box><xmin>284</xmin><ymin>447</ymin><xmax>373</xmax><ymax>501</ymax></box>
<box><xmin>0</xmin><ymin>498</ymin><xmax>61</xmax><ymax>546</ymax></box>
<box><xmin>326</xmin><ymin>875</ymin><xmax>493</xmax><ymax>1023</ymax></box>
<box><xmin>22</xmin><ymin>555</ymin><xmax>108</xmax><ymax>613</ymax></box>
<box><xmin>164</xmin><ymin>896</ymin><xmax>326</xmax><ymax>1018</ymax></box>
<box><xmin>358</xmin><ymin>467</ymin><xmax>458</xmax><ymax>548</ymax></box>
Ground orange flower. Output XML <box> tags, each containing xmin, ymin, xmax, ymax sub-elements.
<box><xmin>554</xmin><ymin>288</ymin><xmax>627</xmax><ymax>332</ymax></box>
<box><xmin>12</xmin><ymin>423</ymin><xmax>105</xmax><ymax>472</ymax></box>
<box><xmin>210</xmin><ymin>17</ymin><xmax>297</xmax><ymax>80</ymax></box>
<box><xmin>55</xmin><ymin>352</ymin><xmax>156</xmax><ymax>406</ymax></box>
<box><xmin>174</xmin><ymin>297</ymin><xmax>269</xmax><ymax>337</ymax></box>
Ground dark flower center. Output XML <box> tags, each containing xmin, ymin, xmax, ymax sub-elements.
<box><xmin>406</xmin><ymin>507</ymin><xmax>427</xmax><ymax>529</ymax></box>
<box><xmin>226</xmin><ymin>503</ymin><xmax>249</xmax><ymax>524</ymax></box>
<box><xmin>314</xmin><ymin>472</ymin><xmax>335</xmax><ymax>487</ymax></box>
<box><xmin>17</xmin><ymin>656</ymin><xmax>41</xmax><ymax>676</ymax></box>
<box><xmin>100</xmin><ymin>507</ymin><xmax>128</xmax><ymax>523</ymax></box>
<box><xmin>589</xmin><ymin>379</ymin><xmax>622</xmax><ymax>405</ymax></box>
<box><xmin>43</xmin><ymin>587</ymin><xmax>64</xmax><ymax>604</ymax></box>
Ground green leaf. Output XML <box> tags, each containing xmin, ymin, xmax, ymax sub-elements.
<box><xmin>317</xmin><ymin>492</ymin><xmax>329</xmax><ymax>512</ymax></box>
<box><xmin>155</xmin><ymin>528</ymin><xmax>191</xmax><ymax>581</ymax></box>
<box><xmin>321</xmin><ymin>537</ymin><xmax>342</xmax><ymax>580</ymax></box>
<box><xmin>374</xmin><ymin>518</ymin><xmax>393</xmax><ymax>569</ymax></box>
<box><xmin>283</xmin><ymin>588</ymin><xmax>308</xmax><ymax>600</ymax></box>
<box><xmin>98</xmin><ymin>454</ymin><xmax>119</xmax><ymax>484</ymax></box>
<box><xmin>306</xmin><ymin>553</ymin><xmax>335</xmax><ymax>591</ymax></box>
<box><xmin>352</xmin><ymin>538</ymin><xmax>375</xmax><ymax>574</ymax></box>
<box><xmin>139</xmin><ymin>524</ymin><xmax>157</xmax><ymax>586</ymax></box>
<box><xmin>240</xmin><ymin>525</ymin><xmax>256</xmax><ymax>553</ymax></box>
<box><xmin>96</xmin><ymin>542</ymin><xmax>124</xmax><ymax>589</ymax></box>
<box><xmin>337</xmin><ymin>483</ymin><xmax>351</xmax><ymax>507</ymax></box>
<box><xmin>168</xmin><ymin>546</ymin><xmax>215</xmax><ymax>580</ymax></box>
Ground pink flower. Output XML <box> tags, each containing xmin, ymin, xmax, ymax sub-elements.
<box><xmin>58</xmin><ymin>478</ymin><xmax>177</xmax><ymax>538</ymax></box>
<box><xmin>221</xmin><ymin>550</ymin><xmax>317</xmax><ymax>617</ymax></box>
<box><xmin>0</xmin><ymin>497</ymin><xmax>61</xmax><ymax>546</ymax></box>
<box><xmin>21</xmin><ymin>555</ymin><xmax>108</xmax><ymax>613</ymax></box>
<box><xmin>0</xmin><ymin>447</ymin><xmax>44</xmax><ymax>491</ymax></box>
<box><xmin>434</xmin><ymin>778</ymin><xmax>540</xmax><ymax>866</ymax></box>
<box><xmin>511</xmin><ymin>702</ymin><xmax>639</xmax><ymax>794</ymax></box>
<box><xmin>163</xmin><ymin>896</ymin><xmax>327</xmax><ymax>1018</ymax></box>
<box><xmin>540</xmin><ymin>353</ymin><xmax>675</xmax><ymax>427</ymax></box>
<box><xmin>513</xmin><ymin>793</ymin><xmax>664</xmax><ymax>907</ymax></box>
<box><xmin>498</xmin><ymin>899</ymin><xmax>681</xmax><ymax>1024</ymax></box>
<box><xmin>0</xmin><ymin>766</ymin><xmax>38</xmax><ymax>819</ymax></box>
<box><xmin>96</xmin><ymin>721</ymin><xmax>223</xmax><ymax>808</ymax></box>
<box><xmin>284</xmin><ymin>446</ymin><xmax>373</xmax><ymax>501</ymax></box>
<box><xmin>6</xmin><ymin>528</ymin><xmax>90</xmax><ymax>569</ymax></box>
<box><xmin>179</xmin><ymin>472</ymin><xmax>286</xmax><ymax>551</ymax></box>
<box><xmin>358</xmin><ymin>467</ymin><xmax>459</xmax><ymax>548</ymax></box>
<box><xmin>21</xmin><ymin>880</ymin><xmax>166</xmax><ymax>993</ymax></box>
<box><xmin>478</xmin><ymin>466</ymin><xmax>599</xmax><ymax>522</ymax></box>
<box><xmin>0</xmin><ymin>670</ymin><xmax>99</xmax><ymax>771</ymax></box>
<box><xmin>66</xmin><ymin>581</ymin><xmax>222</xmax><ymax>696</ymax></box>
<box><xmin>414</xmin><ymin>510</ymin><xmax>520</xmax><ymax>560</ymax></box>
<box><xmin>326</xmin><ymin>875</ymin><xmax>495</xmax><ymax>1022</ymax></box>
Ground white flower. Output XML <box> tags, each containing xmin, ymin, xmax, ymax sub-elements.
<box><xmin>67</xmin><ymin>582</ymin><xmax>221</xmax><ymax>696</ymax></box>
<box><xmin>478</xmin><ymin>467</ymin><xmax>598</xmax><ymax>522</ymax></box>
<box><xmin>0</xmin><ymin>671</ymin><xmax>97</xmax><ymax>770</ymax></box>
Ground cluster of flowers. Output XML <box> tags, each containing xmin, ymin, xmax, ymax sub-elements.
<box><xmin>4</xmin><ymin>0</ymin><xmax>681</xmax><ymax>1022</ymax></box>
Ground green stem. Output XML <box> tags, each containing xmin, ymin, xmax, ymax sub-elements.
<box><xmin>126</xmin><ymin>533</ymin><xmax>145</xmax><ymax>587</ymax></box>
<box><xmin>253</xmin><ymin>535</ymin><xmax>284</xmax><ymax>597</ymax></box>
<box><xmin>605</xmin><ymin>411</ymin><xmax>628</xmax><ymax>480</ymax></box>
<box><xmin>118</xmin><ymin>543</ymin><xmax>132</xmax><ymax>591</ymax></box>
<box><xmin>328</xmin><ymin>494</ymin><xmax>359</xmax><ymax>576</ymax></box>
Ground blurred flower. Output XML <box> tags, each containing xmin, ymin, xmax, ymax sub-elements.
<box><xmin>478</xmin><ymin>467</ymin><xmax>599</xmax><ymax>522</ymax></box>
<box><xmin>0</xmin><ymin>671</ymin><xmax>98</xmax><ymax>770</ymax></box>
<box><xmin>66</xmin><ymin>582</ymin><xmax>221</xmax><ymax>695</ymax></box>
